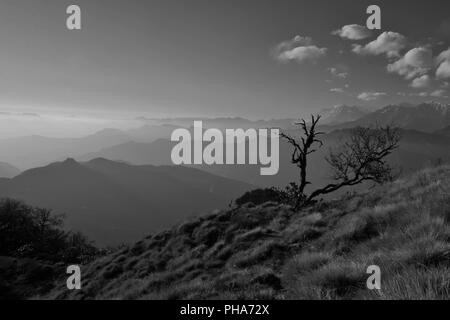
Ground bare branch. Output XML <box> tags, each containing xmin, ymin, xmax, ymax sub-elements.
<box><xmin>306</xmin><ymin>125</ymin><xmax>401</xmax><ymax>203</ymax></box>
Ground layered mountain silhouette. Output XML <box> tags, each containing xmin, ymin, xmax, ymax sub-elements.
<box><xmin>137</xmin><ymin>117</ymin><xmax>297</xmax><ymax>130</ymax></box>
<box><xmin>321</xmin><ymin>102</ymin><xmax>450</xmax><ymax>133</ymax></box>
<box><xmin>0</xmin><ymin>129</ymin><xmax>130</xmax><ymax>170</ymax></box>
<box><xmin>0</xmin><ymin>162</ymin><xmax>20</xmax><ymax>179</ymax></box>
<box><xmin>318</xmin><ymin>105</ymin><xmax>370</xmax><ymax>125</ymax></box>
<box><xmin>3</xmin><ymin>101</ymin><xmax>450</xmax><ymax>247</ymax></box>
<box><xmin>79</xmin><ymin>129</ymin><xmax>450</xmax><ymax>188</ymax></box>
<box><xmin>0</xmin><ymin>125</ymin><xmax>180</xmax><ymax>170</ymax></box>
<box><xmin>5</xmin><ymin>102</ymin><xmax>450</xmax><ymax>171</ymax></box>
<box><xmin>0</xmin><ymin>158</ymin><xmax>252</xmax><ymax>245</ymax></box>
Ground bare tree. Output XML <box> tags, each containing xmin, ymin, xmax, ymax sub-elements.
<box><xmin>280</xmin><ymin>115</ymin><xmax>324</xmax><ymax>208</ymax></box>
<box><xmin>282</xmin><ymin>115</ymin><xmax>401</xmax><ymax>208</ymax></box>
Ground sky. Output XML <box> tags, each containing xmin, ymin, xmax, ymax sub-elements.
<box><xmin>0</xmin><ymin>0</ymin><xmax>450</xmax><ymax>137</ymax></box>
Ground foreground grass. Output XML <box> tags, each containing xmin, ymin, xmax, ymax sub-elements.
<box><xmin>42</xmin><ymin>166</ymin><xmax>450</xmax><ymax>300</ymax></box>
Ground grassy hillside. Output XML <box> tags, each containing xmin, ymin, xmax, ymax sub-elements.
<box><xmin>43</xmin><ymin>165</ymin><xmax>450</xmax><ymax>300</ymax></box>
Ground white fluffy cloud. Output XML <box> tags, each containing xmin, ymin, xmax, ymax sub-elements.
<box><xmin>330</xmin><ymin>88</ymin><xmax>345</xmax><ymax>93</ymax></box>
<box><xmin>410</xmin><ymin>75</ymin><xmax>432</xmax><ymax>88</ymax></box>
<box><xmin>387</xmin><ymin>47</ymin><xmax>433</xmax><ymax>80</ymax></box>
<box><xmin>332</xmin><ymin>24</ymin><xmax>372</xmax><ymax>40</ymax></box>
<box><xmin>437</xmin><ymin>47</ymin><xmax>450</xmax><ymax>62</ymax></box>
<box><xmin>436</xmin><ymin>61</ymin><xmax>450</xmax><ymax>79</ymax></box>
<box><xmin>406</xmin><ymin>90</ymin><xmax>448</xmax><ymax>98</ymax></box>
<box><xmin>430</xmin><ymin>89</ymin><xmax>447</xmax><ymax>97</ymax></box>
<box><xmin>278</xmin><ymin>46</ymin><xmax>327</xmax><ymax>63</ymax></box>
<box><xmin>436</xmin><ymin>48</ymin><xmax>450</xmax><ymax>79</ymax></box>
<box><xmin>352</xmin><ymin>32</ymin><xmax>407</xmax><ymax>58</ymax></box>
<box><xmin>274</xmin><ymin>35</ymin><xmax>327</xmax><ymax>63</ymax></box>
<box><xmin>328</xmin><ymin>67</ymin><xmax>349</xmax><ymax>79</ymax></box>
<box><xmin>357</xmin><ymin>92</ymin><xmax>387</xmax><ymax>101</ymax></box>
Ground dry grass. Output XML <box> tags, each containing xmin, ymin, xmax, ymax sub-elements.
<box><xmin>39</xmin><ymin>165</ymin><xmax>450</xmax><ymax>300</ymax></box>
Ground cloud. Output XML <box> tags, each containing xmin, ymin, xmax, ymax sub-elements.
<box><xmin>436</xmin><ymin>48</ymin><xmax>450</xmax><ymax>79</ymax></box>
<box><xmin>410</xmin><ymin>75</ymin><xmax>432</xmax><ymax>88</ymax></box>
<box><xmin>436</xmin><ymin>61</ymin><xmax>450</xmax><ymax>79</ymax></box>
<box><xmin>332</xmin><ymin>24</ymin><xmax>372</xmax><ymax>40</ymax></box>
<box><xmin>274</xmin><ymin>35</ymin><xmax>327</xmax><ymax>63</ymax></box>
<box><xmin>406</xmin><ymin>90</ymin><xmax>448</xmax><ymax>98</ymax></box>
<box><xmin>357</xmin><ymin>92</ymin><xmax>387</xmax><ymax>101</ymax></box>
<box><xmin>387</xmin><ymin>47</ymin><xmax>433</xmax><ymax>79</ymax></box>
<box><xmin>430</xmin><ymin>89</ymin><xmax>447</xmax><ymax>97</ymax></box>
<box><xmin>408</xmin><ymin>92</ymin><xmax>429</xmax><ymax>97</ymax></box>
<box><xmin>330</xmin><ymin>88</ymin><xmax>345</xmax><ymax>93</ymax></box>
<box><xmin>328</xmin><ymin>67</ymin><xmax>349</xmax><ymax>79</ymax></box>
<box><xmin>352</xmin><ymin>32</ymin><xmax>407</xmax><ymax>58</ymax></box>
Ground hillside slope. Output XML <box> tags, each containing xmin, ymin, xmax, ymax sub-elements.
<box><xmin>43</xmin><ymin>165</ymin><xmax>450</xmax><ymax>300</ymax></box>
<box><xmin>0</xmin><ymin>256</ymin><xmax>64</xmax><ymax>300</ymax></box>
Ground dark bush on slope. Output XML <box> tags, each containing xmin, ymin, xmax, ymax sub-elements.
<box><xmin>235</xmin><ymin>188</ymin><xmax>284</xmax><ymax>206</ymax></box>
<box><xmin>0</xmin><ymin>198</ymin><xmax>99</xmax><ymax>264</ymax></box>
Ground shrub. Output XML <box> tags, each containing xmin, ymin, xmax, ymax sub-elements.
<box><xmin>0</xmin><ymin>198</ymin><xmax>99</xmax><ymax>264</ymax></box>
<box><xmin>235</xmin><ymin>188</ymin><xmax>285</xmax><ymax>206</ymax></box>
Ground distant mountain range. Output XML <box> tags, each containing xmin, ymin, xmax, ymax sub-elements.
<box><xmin>5</xmin><ymin>101</ymin><xmax>450</xmax><ymax>171</ymax></box>
<box><xmin>0</xmin><ymin>158</ymin><xmax>252</xmax><ymax>245</ymax></box>
<box><xmin>78</xmin><ymin>128</ymin><xmax>450</xmax><ymax>189</ymax></box>
<box><xmin>0</xmin><ymin>125</ymin><xmax>180</xmax><ymax>170</ymax></box>
<box><xmin>0</xmin><ymin>129</ymin><xmax>130</xmax><ymax>170</ymax></box>
<box><xmin>321</xmin><ymin>102</ymin><xmax>450</xmax><ymax>132</ymax></box>
<box><xmin>2</xmin><ymin>101</ymin><xmax>450</xmax><ymax>245</ymax></box>
<box><xmin>137</xmin><ymin>117</ymin><xmax>297</xmax><ymax>130</ymax></box>
<box><xmin>0</xmin><ymin>162</ymin><xmax>20</xmax><ymax>179</ymax></box>
<box><xmin>318</xmin><ymin>105</ymin><xmax>371</xmax><ymax>125</ymax></box>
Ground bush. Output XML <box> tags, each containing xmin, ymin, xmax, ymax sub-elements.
<box><xmin>235</xmin><ymin>188</ymin><xmax>284</xmax><ymax>206</ymax></box>
<box><xmin>0</xmin><ymin>198</ymin><xmax>99</xmax><ymax>264</ymax></box>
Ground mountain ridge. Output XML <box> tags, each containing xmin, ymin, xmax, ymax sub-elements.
<box><xmin>318</xmin><ymin>105</ymin><xmax>371</xmax><ymax>125</ymax></box>
<box><xmin>78</xmin><ymin>128</ymin><xmax>450</xmax><ymax>188</ymax></box>
<box><xmin>320</xmin><ymin>102</ymin><xmax>450</xmax><ymax>133</ymax></box>
<box><xmin>0</xmin><ymin>158</ymin><xmax>253</xmax><ymax>245</ymax></box>
<box><xmin>0</xmin><ymin>162</ymin><xmax>20</xmax><ymax>179</ymax></box>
